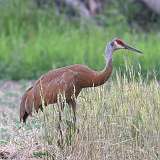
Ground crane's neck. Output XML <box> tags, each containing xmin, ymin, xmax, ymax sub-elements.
<box><xmin>105</xmin><ymin>43</ymin><xmax>113</xmax><ymax>69</ymax></box>
<box><xmin>93</xmin><ymin>43</ymin><xmax>113</xmax><ymax>86</ymax></box>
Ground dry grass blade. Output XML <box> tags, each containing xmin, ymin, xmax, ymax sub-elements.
<box><xmin>0</xmin><ymin>71</ymin><xmax>160</xmax><ymax>159</ymax></box>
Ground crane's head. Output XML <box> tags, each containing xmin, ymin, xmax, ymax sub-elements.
<box><xmin>110</xmin><ymin>38</ymin><xmax>143</xmax><ymax>54</ymax></box>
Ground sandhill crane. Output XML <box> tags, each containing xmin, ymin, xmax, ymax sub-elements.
<box><xmin>20</xmin><ymin>38</ymin><xmax>142</xmax><ymax>125</ymax></box>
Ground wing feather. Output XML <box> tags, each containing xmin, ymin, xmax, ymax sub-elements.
<box><xmin>20</xmin><ymin>67</ymin><xmax>79</xmax><ymax>122</ymax></box>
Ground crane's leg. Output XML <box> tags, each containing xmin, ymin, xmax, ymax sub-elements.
<box><xmin>69</xmin><ymin>100</ymin><xmax>77</xmax><ymax>133</ymax></box>
<box><xmin>57</xmin><ymin>102</ymin><xmax>65</xmax><ymax>148</ymax></box>
<box><xmin>64</xmin><ymin>100</ymin><xmax>77</xmax><ymax>145</ymax></box>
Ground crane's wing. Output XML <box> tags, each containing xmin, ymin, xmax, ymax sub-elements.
<box><xmin>20</xmin><ymin>69</ymin><xmax>78</xmax><ymax>123</ymax></box>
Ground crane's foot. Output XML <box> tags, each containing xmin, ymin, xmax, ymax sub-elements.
<box><xmin>76</xmin><ymin>128</ymin><xmax>80</xmax><ymax>134</ymax></box>
<box><xmin>57</xmin><ymin>123</ymin><xmax>64</xmax><ymax>148</ymax></box>
<box><xmin>65</xmin><ymin>120</ymin><xmax>79</xmax><ymax>133</ymax></box>
<box><xmin>65</xmin><ymin>120</ymin><xmax>79</xmax><ymax>146</ymax></box>
<box><xmin>57</xmin><ymin>139</ymin><xmax>64</xmax><ymax>149</ymax></box>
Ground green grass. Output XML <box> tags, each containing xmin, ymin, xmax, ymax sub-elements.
<box><xmin>0</xmin><ymin>0</ymin><xmax>159</xmax><ymax>80</ymax></box>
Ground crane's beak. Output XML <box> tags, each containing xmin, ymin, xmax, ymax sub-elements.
<box><xmin>124</xmin><ymin>44</ymin><xmax>143</xmax><ymax>54</ymax></box>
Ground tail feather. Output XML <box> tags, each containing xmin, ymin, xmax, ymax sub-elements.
<box><xmin>20</xmin><ymin>87</ymin><xmax>33</xmax><ymax>123</ymax></box>
<box><xmin>20</xmin><ymin>84</ymin><xmax>45</xmax><ymax>123</ymax></box>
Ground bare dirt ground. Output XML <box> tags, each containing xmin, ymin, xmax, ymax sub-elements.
<box><xmin>0</xmin><ymin>80</ymin><xmax>44</xmax><ymax>160</ymax></box>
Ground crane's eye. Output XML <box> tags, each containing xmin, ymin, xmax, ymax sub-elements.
<box><xmin>111</xmin><ymin>42</ymin><xmax>114</xmax><ymax>47</ymax></box>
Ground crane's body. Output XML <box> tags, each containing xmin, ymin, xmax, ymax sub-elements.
<box><xmin>20</xmin><ymin>38</ymin><xmax>142</xmax><ymax>123</ymax></box>
<box><xmin>20</xmin><ymin>63</ymin><xmax>112</xmax><ymax>122</ymax></box>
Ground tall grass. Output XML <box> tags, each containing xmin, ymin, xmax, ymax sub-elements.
<box><xmin>34</xmin><ymin>72</ymin><xmax>159</xmax><ymax>159</ymax></box>
<box><xmin>3</xmin><ymin>71</ymin><xmax>158</xmax><ymax>159</ymax></box>
<box><xmin>0</xmin><ymin>69</ymin><xmax>160</xmax><ymax>160</ymax></box>
<box><xmin>0</xmin><ymin>0</ymin><xmax>160</xmax><ymax>80</ymax></box>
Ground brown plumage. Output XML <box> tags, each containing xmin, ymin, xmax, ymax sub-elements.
<box><xmin>20</xmin><ymin>38</ymin><xmax>143</xmax><ymax>123</ymax></box>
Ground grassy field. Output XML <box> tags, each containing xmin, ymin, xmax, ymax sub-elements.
<box><xmin>0</xmin><ymin>1</ymin><xmax>159</xmax><ymax>159</ymax></box>
<box><xmin>0</xmin><ymin>72</ymin><xmax>159</xmax><ymax>159</ymax></box>
<box><xmin>0</xmin><ymin>0</ymin><xmax>160</xmax><ymax>80</ymax></box>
